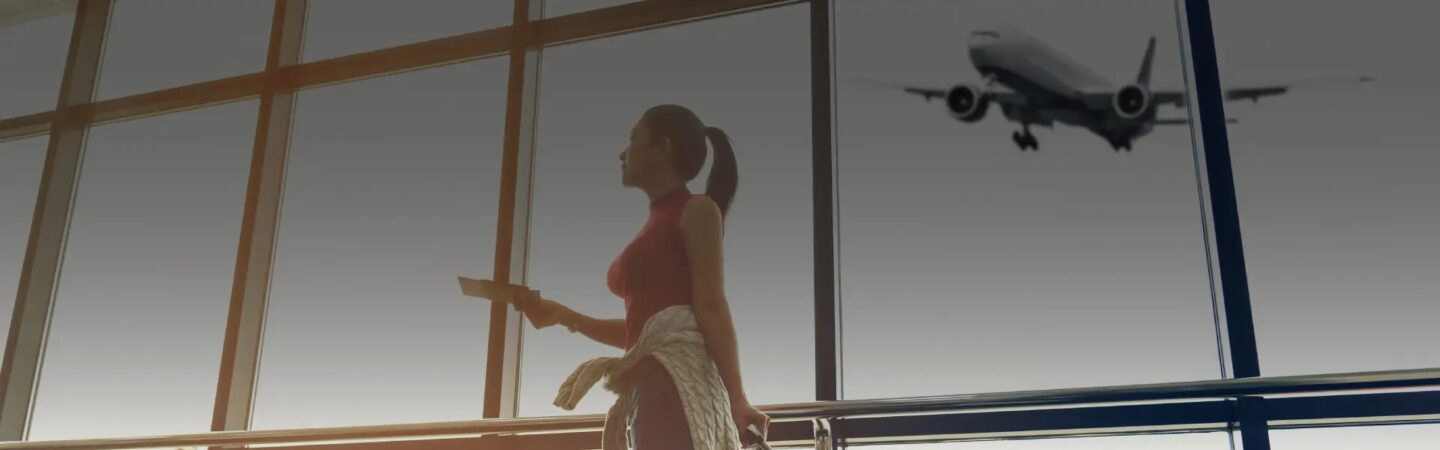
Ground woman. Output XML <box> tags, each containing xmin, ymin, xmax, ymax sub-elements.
<box><xmin>514</xmin><ymin>104</ymin><xmax>770</xmax><ymax>449</ymax></box>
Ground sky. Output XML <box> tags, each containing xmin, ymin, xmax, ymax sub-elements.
<box><xmin>1209</xmin><ymin>0</ymin><xmax>1440</xmax><ymax>378</ymax></box>
<box><xmin>249</xmin><ymin>57</ymin><xmax>510</xmax><ymax>430</ymax></box>
<box><xmin>0</xmin><ymin>6</ymin><xmax>71</xmax><ymax>119</ymax></box>
<box><xmin>24</xmin><ymin>99</ymin><xmax>256</xmax><ymax>439</ymax></box>
<box><xmin>834</xmin><ymin>0</ymin><xmax>1221</xmax><ymax>401</ymax></box>
<box><xmin>0</xmin><ymin>137</ymin><xmax>47</xmax><ymax>380</ymax></box>
<box><xmin>0</xmin><ymin>0</ymin><xmax>1436</xmax><ymax>447</ymax></box>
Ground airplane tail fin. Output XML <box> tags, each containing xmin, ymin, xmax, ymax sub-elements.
<box><xmin>1137</xmin><ymin>36</ymin><xmax>1157</xmax><ymax>86</ymax></box>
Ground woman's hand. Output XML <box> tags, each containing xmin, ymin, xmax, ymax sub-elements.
<box><xmin>731</xmin><ymin>398</ymin><xmax>770</xmax><ymax>448</ymax></box>
<box><xmin>513</xmin><ymin>289</ymin><xmax>568</xmax><ymax>330</ymax></box>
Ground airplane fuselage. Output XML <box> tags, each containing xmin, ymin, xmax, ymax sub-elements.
<box><xmin>967</xmin><ymin>28</ymin><xmax>1156</xmax><ymax>146</ymax></box>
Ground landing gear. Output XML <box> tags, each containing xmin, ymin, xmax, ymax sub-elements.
<box><xmin>1109</xmin><ymin>138</ymin><xmax>1133</xmax><ymax>152</ymax></box>
<box><xmin>1012</xmin><ymin>129</ymin><xmax>1039</xmax><ymax>151</ymax></box>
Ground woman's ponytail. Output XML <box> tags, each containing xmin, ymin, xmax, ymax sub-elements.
<box><xmin>703</xmin><ymin>126</ymin><xmax>738</xmax><ymax>219</ymax></box>
<box><xmin>641</xmin><ymin>104</ymin><xmax>737</xmax><ymax>217</ymax></box>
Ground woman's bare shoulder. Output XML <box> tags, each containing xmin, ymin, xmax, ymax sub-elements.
<box><xmin>680</xmin><ymin>194</ymin><xmax>721</xmax><ymax>222</ymax></box>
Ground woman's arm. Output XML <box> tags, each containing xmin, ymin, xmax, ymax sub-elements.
<box><xmin>560</xmin><ymin>308</ymin><xmax>628</xmax><ymax>349</ymax></box>
<box><xmin>682</xmin><ymin>196</ymin><xmax>770</xmax><ymax>445</ymax></box>
<box><xmin>679</xmin><ymin>197</ymin><xmax>748</xmax><ymax>405</ymax></box>
<box><xmin>515</xmin><ymin>293</ymin><xmax>628</xmax><ymax>349</ymax></box>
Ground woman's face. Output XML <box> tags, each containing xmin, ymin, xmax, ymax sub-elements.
<box><xmin>620</xmin><ymin>118</ymin><xmax>670</xmax><ymax>188</ymax></box>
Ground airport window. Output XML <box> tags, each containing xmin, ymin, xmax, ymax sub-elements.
<box><xmin>95</xmin><ymin>0</ymin><xmax>271</xmax><ymax>100</ymax></box>
<box><xmin>518</xmin><ymin>4</ymin><xmax>814</xmax><ymax>416</ymax></box>
<box><xmin>543</xmin><ymin>0</ymin><xmax>641</xmax><ymax>18</ymax></box>
<box><xmin>858</xmin><ymin>435</ymin><xmax>1232</xmax><ymax>450</ymax></box>
<box><xmin>0</xmin><ymin>5</ymin><xmax>73</xmax><ymax>119</ymax></box>
<box><xmin>1270</xmin><ymin>423</ymin><xmax>1440</xmax><ymax>449</ymax></box>
<box><xmin>27</xmin><ymin>100</ymin><xmax>257</xmax><ymax>440</ymax></box>
<box><xmin>834</xmin><ymin>1</ymin><xmax>1223</xmax><ymax>400</ymax></box>
<box><xmin>302</xmin><ymin>0</ymin><xmax>513</xmax><ymax>63</ymax></box>
<box><xmin>1211</xmin><ymin>1</ymin><xmax>1440</xmax><ymax>376</ymax></box>
<box><xmin>251</xmin><ymin>59</ymin><xmax>508</xmax><ymax>429</ymax></box>
<box><xmin>4</xmin><ymin>1</ymin><xmax>1440</xmax><ymax>448</ymax></box>
<box><xmin>0</xmin><ymin>137</ymin><xmax>49</xmax><ymax>378</ymax></box>
<box><xmin>856</xmin><ymin>432</ymin><xmax>1230</xmax><ymax>450</ymax></box>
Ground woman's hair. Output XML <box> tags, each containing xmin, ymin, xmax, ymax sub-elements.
<box><xmin>641</xmin><ymin>104</ymin><xmax>738</xmax><ymax>218</ymax></box>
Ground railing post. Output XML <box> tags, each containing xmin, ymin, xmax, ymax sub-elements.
<box><xmin>813</xmin><ymin>417</ymin><xmax>834</xmax><ymax>450</ymax></box>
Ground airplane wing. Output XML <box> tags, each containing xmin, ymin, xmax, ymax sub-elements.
<box><xmin>1153</xmin><ymin>117</ymin><xmax>1238</xmax><ymax>126</ymax></box>
<box><xmin>849</xmin><ymin>79</ymin><xmax>1027</xmax><ymax>106</ymax></box>
<box><xmin>898</xmin><ymin>86</ymin><xmax>946</xmax><ymax>101</ymax></box>
<box><xmin>1148</xmin><ymin>76</ymin><xmax>1374</xmax><ymax>107</ymax></box>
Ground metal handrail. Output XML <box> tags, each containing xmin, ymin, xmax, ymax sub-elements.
<box><xmin>5</xmin><ymin>367</ymin><xmax>1439</xmax><ymax>450</ymax></box>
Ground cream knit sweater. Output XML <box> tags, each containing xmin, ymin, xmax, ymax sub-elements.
<box><xmin>553</xmin><ymin>305</ymin><xmax>740</xmax><ymax>450</ymax></box>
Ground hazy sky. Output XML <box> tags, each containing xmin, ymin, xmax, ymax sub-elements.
<box><xmin>27</xmin><ymin>100</ymin><xmax>256</xmax><ymax>440</ymax></box>
<box><xmin>835</xmin><ymin>0</ymin><xmax>1222</xmax><ymax>401</ymax></box>
<box><xmin>1210</xmin><ymin>0</ymin><xmax>1440</xmax><ymax>378</ymax></box>
<box><xmin>94</xmin><ymin>0</ymin><xmax>271</xmax><ymax>100</ymax></box>
<box><xmin>543</xmin><ymin>0</ymin><xmax>638</xmax><ymax>18</ymax></box>
<box><xmin>0</xmin><ymin>137</ymin><xmax>47</xmax><ymax>379</ymax></box>
<box><xmin>250</xmin><ymin>58</ymin><xmax>510</xmax><ymax>431</ymax></box>
<box><xmin>301</xmin><ymin>0</ymin><xmax>512</xmax><ymax>62</ymax></box>
<box><xmin>0</xmin><ymin>0</ymin><xmax>1437</xmax><ymax>446</ymax></box>
<box><xmin>0</xmin><ymin>7</ymin><xmax>71</xmax><ymax>119</ymax></box>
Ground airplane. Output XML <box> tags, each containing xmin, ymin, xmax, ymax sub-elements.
<box><xmin>861</xmin><ymin>27</ymin><xmax>1372</xmax><ymax>152</ymax></box>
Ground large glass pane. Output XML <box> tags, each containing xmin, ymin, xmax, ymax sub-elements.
<box><xmin>543</xmin><ymin>0</ymin><xmax>638</xmax><ymax>18</ymax></box>
<box><xmin>0</xmin><ymin>4</ymin><xmax>73</xmax><ymax>119</ymax></box>
<box><xmin>97</xmin><ymin>0</ymin><xmax>271</xmax><ymax>99</ymax></box>
<box><xmin>251</xmin><ymin>59</ymin><xmax>508</xmax><ymax>429</ymax></box>
<box><xmin>836</xmin><ymin>1</ymin><xmax>1220</xmax><ymax>400</ymax></box>
<box><xmin>28</xmin><ymin>101</ymin><xmax>257</xmax><ymax>440</ymax></box>
<box><xmin>1271</xmin><ymin>423</ymin><xmax>1440</xmax><ymax>449</ymax></box>
<box><xmin>520</xmin><ymin>5</ymin><xmax>813</xmax><ymax>415</ymax></box>
<box><xmin>0</xmin><ymin>137</ymin><xmax>49</xmax><ymax>377</ymax></box>
<box><xmin>859</xmin><ymin>432</ymin><xmax>1229</xmax><ymax>449</ymax></box>
<box><xmin>1212</xmin><ymin>1</ymin><xmax>1440</xmax><ymax>376</ymax></box>
<box><xmin>302</xmin><ymin>0</ymin><xmax>512</xmax><ymax>62</ymax></box>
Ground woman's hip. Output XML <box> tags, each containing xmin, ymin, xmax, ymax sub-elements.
<box><xmin>628</xmin><ymin>355</ymin><xmax>694</xmax><ymax>449</ymax></box>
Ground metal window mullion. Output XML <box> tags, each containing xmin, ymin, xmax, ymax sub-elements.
<box><xmin>210</xmin><ymin>0</ymin><xmax>307</xmax><ymax>433</ymax></box>
<box><xmin>810</xmin><ymin>0</ymin><xmax>841</xmax><ymax>405</ymax></box>
<box><xmin>497</xmin><ymin>45</ymin><xmax>543</xmax><ymax>420</ymax></box>
<box><xmin>1181</xmin><ymin>0</ymin><xmax>1260</xmax><ymax>383</ymax></box>
<box><xmin>0</xmin><ymin>113</ymin><xmax>52</xmax><ymax>143</ymax></box>
<box><xmin>1181</xmin><ymin>0</ymin><xmax>1268</xmax><ymax>448</ymax></box>
<box><xmin>1171</xmin><ymin>0</ymin><xmax>1231</xmax><ymax>383</ymax></box>
<box><xmin>0</xmin><ymin>0</ymin><xmax>112</xmax><ymax>441</ymax></box>
<box><xmin>0</xmin><ymin>1</ymin><xmax>801</xmax><ymax>143</ymax></box>
<box><xmin>483</xmin><ymin>0</ymin><xmax>544</xmax><ymax>420</ymax></box>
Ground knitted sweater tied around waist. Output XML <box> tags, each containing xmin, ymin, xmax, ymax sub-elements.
<box><xmin>553</xmin><ymin>305</ymin><xmax>740</xmax><ymax>450</ymax></box>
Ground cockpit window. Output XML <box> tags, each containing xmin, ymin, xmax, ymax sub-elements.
<box><xmin>968</xmin><ymin>31</ymin><xmax>1001</xmax><ymax>45</ymax></box>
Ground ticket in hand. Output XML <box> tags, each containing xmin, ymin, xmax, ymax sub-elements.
<box><xmin>457</xmin><ymin>276</ymin><xmax>531</xmax><ymax>303</ymax></box>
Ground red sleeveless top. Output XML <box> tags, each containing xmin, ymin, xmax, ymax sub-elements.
<box><xmin>608</xmin><ymin>186</ymin><xmax>698</xmax><ymax>350</ymax></box>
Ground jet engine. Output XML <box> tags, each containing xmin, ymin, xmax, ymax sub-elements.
<box><xmin>1112</xmin><ymin>83</ymin><xmax>1152</xmax><ymax>120</ymax></box>
<box><xmin>946</xmin><ymin>85</ymin><xmax>990</xmax><ymax>123</ymax></box>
